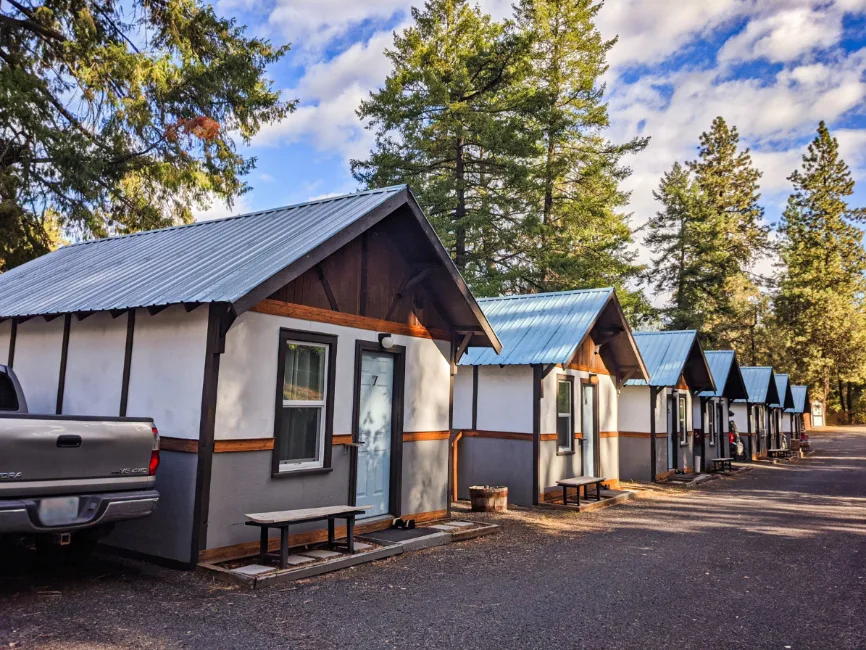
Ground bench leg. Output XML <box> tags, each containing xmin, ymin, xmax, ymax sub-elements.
<box><xmin>576</xmin><ymin>487</ymin><xmax>581</xmax><ymax>507</ymax></box>
<box><xmin>328</xmin><ymin>518</ymin><xmax>335</xmax><ymax>548</ymax></box>
<box><xmin>562</xmin><ymin>485</ymin><xmax>568</xmax><ymax>506</ymax></box>
<box><xmin>259</xmin><ymin>526</ymin><xmax>268</xmax><ymax>562</ymax></box>
<box><xmin>346</xmin><ymin>516</ymin><xmax>355</xmax><ymax>554</ymax></box>
<box><xmin>597</xmin><ymin>482</ymin><xmax>602</xmax><ymax>501</ymax></box>
<box><xmin>279</xmin><ymin>526</ymin><xmax>289</xmax><ymax>569</ymax></box>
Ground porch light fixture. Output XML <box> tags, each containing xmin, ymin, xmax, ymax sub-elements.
<box><xmin>379</xmin><ymin>333</ymin><xmax>395</xmax><ymax>350</ymax></box>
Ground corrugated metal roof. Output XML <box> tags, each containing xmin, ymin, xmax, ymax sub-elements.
<box><xmin>771</xmin><ymin>373</ymin><xmax>793</xmax><ymax>408</ymax></box>
<box><xmin>737</xmin><ymin>366</ymin><xmax>776</xmax><ymax>404</ymax></box>
<box><xmin>460</xmin><ymin>288</ymin><xmax>613</xmax><ymax>366</ymax></box>
<box><xmin>699</xmin><ymin>350</ymin><xmax>734</xmax><ymax>397</ymax></box>
<box><xmin>625</xmin><ymin>330</ymin><xmax>699</xmax><ymax>387</ymax></box>
<box><xmin>0</xmin><ymin>186</ymin><xmax>406</xmax><ymax>318</ymax></box>
<box><xmin>789</xmin><ymin>385</ymin><xmax>809</xmax><ymax>413</ymax></box>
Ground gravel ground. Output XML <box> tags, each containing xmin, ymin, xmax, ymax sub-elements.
<box><xmin>2</xmin><ymin>429</ymin><xmax>865</xmax><ymax>649</ymax></box>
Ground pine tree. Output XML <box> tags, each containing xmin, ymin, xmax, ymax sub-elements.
<box><xmin>644</xmin><ymin>163</ymin><xmax>717</xmax><ymax>330</ymax></box>
<box><xmin>351</xmin><ymin>0</ymin><xmax>534</xmax><ymax>295</ymax></box>
<box><xmin>511</xmin><ymin>0</ymin><xmax>650</xmax><ymax>317</ymax></box>
<box><xmin>686</xmin><ymin>117</ymin><xmax>770</xmax><ymax>348</ymax></box>
<box><xmin>776</xmin><ymin>122</ymin><xmax>866</xmax><ymax>407</ymax></box>
<box><xmin>0</xmin><ymin>0</ymin><xmax>291</xmax><ymax>270</ymax></box>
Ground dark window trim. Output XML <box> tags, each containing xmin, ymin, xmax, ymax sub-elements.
<box><xmin>350</xmin><ymin>339</ymin><xmax>406</xmax><ymax>517</ymax></box>
<box><xmin>271</xmin><ymin>328</ymin><xmax>338</xmax><ymax>478</ymax></box>
<box><xmin>579</xmin><ymin>376</ymin><xmax>600</xmax><ymax>475</ymax></box>
<box><xmin>555</xmin><ymin>374</ymin><xmax>575</xmax><ymax>456</ymax></box>
<box><xmin>55</xmin><ymin>314</ymin><xmax>71</xmax><ymax>414</ymax></box>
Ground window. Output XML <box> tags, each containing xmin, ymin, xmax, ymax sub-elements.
<box><xmin>0</xmin><ymin>372</ymin><xmax>19</xmax><ymax>411</ymax></box>
<box><xmin>556</xmin><ymin>377</ymin><xmax>574</xmax><ymax>453</ymax></box>
<box><xmin>707</xmin><ymin>401</ymin><xmax>715</xmax><ymax>446</ymax></box>
<box><xmin>273</xmin><ymin>331</ymin><xmax>336</xmax><ymax>475</ymax></box>
<box><xmin>678</xmin><ymin>394</ymin><xmax>688</xmax><ymax>445</ymax></box>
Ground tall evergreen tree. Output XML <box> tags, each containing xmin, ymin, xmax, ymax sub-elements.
<box><xmin>0</xmin><ymin>0</ymin><xmax>292</xmax><ymax>271</ymax></box>
<box><xmin>512</xmin><ymin>0</ymin><xmax>649</xmax><ymax>316</ymax></box>
<box><xmin>776</xmin><ymin>122</ymin><xmax>866</xmax><ymax>406</ymax></box>
<box><xmin>647</xmin><ymin>117</ymin><xmax>769</xmax><ymax>346</ymax></box>
<box><xmin>644</xmin><ymin>162</ymin><xmax>717</xmax><ymax>330</ymax></box>
<box><xmin>352</xmin><ymin>0</ymin><xmax>534</xmax><ymax>295</ymax></box>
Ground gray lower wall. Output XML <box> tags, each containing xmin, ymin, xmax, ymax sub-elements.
<box><xmin>206</xmin><ymin>449</ymin><xmax>352</xmax><ymax>550</ymax></box>
<box><xmin>457</xmin><ymin>437</ymin><xmax>533</xmax><ymax>506</ymax></box>
<box><xmin>619</xmin><ymin>436</ymin><xmax>651</xmax><ymax>482</ymax></box>
<box><xmin>539</xmin><ymin>439</ymin><xmax>583</xmax><ymax>495</ymax></box>
<box><xmin>600</xmin><ymin>436</ymin><xmax>619</xmax><ymax>482</ymax></box>
<box><xmin>401</xmin><ymin>438</ymin><xmax>448</xmax><ymax>516</ymax></box>
<box><xmin>106</xmin><ymin>450</ymin><xmax>197</xmax><ymax>564</ymax></box>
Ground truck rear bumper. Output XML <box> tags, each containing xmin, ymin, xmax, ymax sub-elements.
<box><xmin>0</xmin><ymin>489</ymin><xmax>159</xmax><ymax>535</ymax></box>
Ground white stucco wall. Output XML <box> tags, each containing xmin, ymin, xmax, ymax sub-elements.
<box><xmin>474</xmin><ymin>365</ymin><xmax>534</xmax><ymax>434</ymax></box>
<box><xmin>62</xmin><ymin>312</ymin><xmax>127</xmax><ymax>416</ymax></box>
<box><xmin>731</xmin><ymin>402</ymin><xmax>749</xmax><ymax>434</ymax></box>
<box><xmin>618</xmin><ymin>385</ymin><xmax>651</xmax><ymax>433</ymax></box>
<box><xmin>452</xmin><ymin>369</ymin><xmax>473</xmax><ymax>430</ymax></box>
<box><xmin>215</xmin><ymin>310</ymin><xmax>452</xmax><ymax>440</ymax></box>
<box><xmin>0</xmin><ymin>319</ymin><xmax>10</xmax><ymax>365</ymax></box>
<box><xmin>125</xmin><ymin>306</ymin><xmax>209</xmax><ymax>439</ymax></box>
<box><xmin>11</xmin><ymin>317</ymin><xmax>65</xmax><ymax>414</ymax></box>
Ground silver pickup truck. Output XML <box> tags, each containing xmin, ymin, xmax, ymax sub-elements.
<box><xmin>0</xmin><ymin>364</ymin><xmax>159</xmax><ymax>555</ymax></box>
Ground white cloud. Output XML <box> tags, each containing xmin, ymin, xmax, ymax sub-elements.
<box><xmin>718</xmin><ymin>5</ymin><xmax>843</xmax><ymax>63</ymax></box>
<box><xmin>193</xmin><ymin>194</ymin><xmax>255</xmax><ymax>222</ymax></box>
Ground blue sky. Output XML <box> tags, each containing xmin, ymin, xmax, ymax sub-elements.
<box><xmin>201</xmin><ymin>0</ymin><xmax>866</xmax><ymax>251</ymax></box>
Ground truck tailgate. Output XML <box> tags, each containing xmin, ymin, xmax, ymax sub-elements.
<box><xmin>0</xmin><ymin>415</ymin><xmax>157</xmax><ymax>497</ymax></box>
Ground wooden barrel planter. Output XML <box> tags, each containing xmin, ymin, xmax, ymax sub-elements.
<box><xmin>469</xmin><ymin>485</ymin><xmax>508</xmax><ymax>512</ymax></box>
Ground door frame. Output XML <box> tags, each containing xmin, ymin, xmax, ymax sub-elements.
<box><xmin>349</xmin><ymin>339</ymin><xmax>406</xmax><ymax>518</ymax></box>
<box><xmin>580</xmin><ymin>377</ymin><xmax>600</xmax><ymax>477</ymax></box>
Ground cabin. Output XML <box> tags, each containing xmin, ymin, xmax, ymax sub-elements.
<box><xmin>451</xmin><ymin>289</ymin><xmax>647</xmax><ymax>505</ymax></box>
<box><xmin>731</xmin><ymin>367</ymin><xmax>780</xmax><ymax>460</ymax></box>
<box><xmin>770</xmin><ymin>373</ymin><xmax>795</xmax><ymax>449</ymax></box>
<box><xmin>618</xmin><ymin>331</ymin><xmax>714</xmax><ymax>482</ymax></box>
<box><xmin>784</xmin><ymin>385</ymin><xmax>810</xmax><ymax>442</ymax></box>
<box><xmin>0</xmin><ymin>185</ymin><xmax>501</xmax><ymax>567</ymax></box>
<box><xmin>693</xmin><ymin>350</ymin><xmax>748</xmax><ymax>471</ymax></box>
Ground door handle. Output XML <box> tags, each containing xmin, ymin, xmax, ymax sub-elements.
<box><xmin>57</xmin><ymin>434</ymin><xmax>82</xmax><ymax>448</ymax></box>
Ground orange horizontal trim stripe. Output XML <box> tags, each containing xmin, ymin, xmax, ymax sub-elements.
<box><xmin>599</xmin><ymin>431</ymin><xmax>618</xmax><ymax>438</ymax></box>
<box><xmin>403</xmin><ymin>431</ymin><xmax>450</xmax><ymax>442</ymax></box>
<box><xmin>252</xmin><ymin>299</ymin><xmax>451</xmax><ymax>341</ymax></box>
<box><xmin>462</xmin><ymin>430</ymin><xmax>532</xmax><ymax>441</ymax></box>
<box><xmin>159</xmin><ymin>436</ymin><xmax>198</xmax><ymax>453</ymax></box>
<box><xmin>333</xmin><ymin>434</ymin><xmax>353</xmax><ymax>445</ymax></box>
<box><xmin>214</xmin><ymin>438</ymin><xmax>273</xmax><ymax>453</ymax></box>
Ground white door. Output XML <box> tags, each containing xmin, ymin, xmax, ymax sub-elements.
<box><xmin>581</xmin><ymin>384</ymin><xmax>596</xmax><ymax>476</ymax></box>
<box><xmin>355</xmin><ymin>352</ymin><xmax>395</xmax><ymax>518</ymax></box>
<box><xmin>667</xmin><ymin>396</ymin><xmax>675</xmax><ymax>470</ymax></box>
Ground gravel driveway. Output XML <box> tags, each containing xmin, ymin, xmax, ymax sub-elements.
<box><xmin>2</xmin><ymin>429</ymin><xmax>865</xmax><ymax>649</ymax></box>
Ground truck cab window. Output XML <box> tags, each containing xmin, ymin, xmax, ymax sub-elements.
<box><xmin>0</xmin><ymin>372</ymin><xmax>20</xmax><ymax>411</ymax></box>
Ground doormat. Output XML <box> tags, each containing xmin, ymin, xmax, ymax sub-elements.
<box><xmin>361</xmin><ymin>527</ymin><xmax>439</xmax><ymax>543</ymax></box>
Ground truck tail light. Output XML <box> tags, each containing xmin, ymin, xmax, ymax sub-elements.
<box><xmin>149</xmin><ymin>425</ymin><xmax>160</xmax><ymax>476</ymax></box>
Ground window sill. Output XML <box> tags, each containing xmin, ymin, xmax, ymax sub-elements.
<box><xmin>272</xmin><ymin>466</ymin><xmax>333</xmax><ymax>479</ymax></box>
<box><xmin>556</xmin><ymin>449</ymin><xmax>576</xmax><ymax>456</ymax></box>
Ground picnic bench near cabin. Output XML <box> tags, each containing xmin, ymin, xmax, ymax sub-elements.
<box><xmin>556</xmin><ymin>476</ymin><xmax>606</xmax><ymax>506</ymax></box>
<box><xmin>245</xmin><ymin>505</ymin><xmax>370</xmax><ymax>569</ymax></box>
<box><xmin>710</xmin><ymin>457</ymin><xmax>733</xmax><ymax>472</ymax></box>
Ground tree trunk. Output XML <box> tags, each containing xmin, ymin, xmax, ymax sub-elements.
<box><xmin>846</xmin><ymin>381</ymin><xmax>853</xmax><ymax>422</ymax></box>
<box><xmin>838</xmin><ymin>378</ymin><xmax>846</xmax><ymax>422</ymax></box>
<box><xmin>453</xmin><ymin>135</ymin><xmax>467</xmax><ymax>273</ymax></box>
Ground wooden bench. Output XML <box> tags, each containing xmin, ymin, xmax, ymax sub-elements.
<box><xmin>245</xmin><ymin>505</ymin><xmax>370</xmax><ymax>569</ymax></box>
<box><xmin>556</xmin><ymin>476</ymin><xmax>606</xmax><ymax>506</ymax></box>
<box><xmin>710</xmin><ymin>457</ymin><xmax>733</xmax><ymax>472</ymax></box>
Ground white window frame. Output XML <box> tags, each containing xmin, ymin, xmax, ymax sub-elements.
<box><xmin>278</xmin><ymin>340</ymin><xmax>329</xmax><ymax>473</ymax></box>
<box><xmin>707</xmin><ymin>400</ymin><xmax>716</xmax><ymax>447</ymax></box>
<box><xmin>556</xmin><ymin>376</ymin><xmax>574</xmax><ymax>453</ymax></box>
